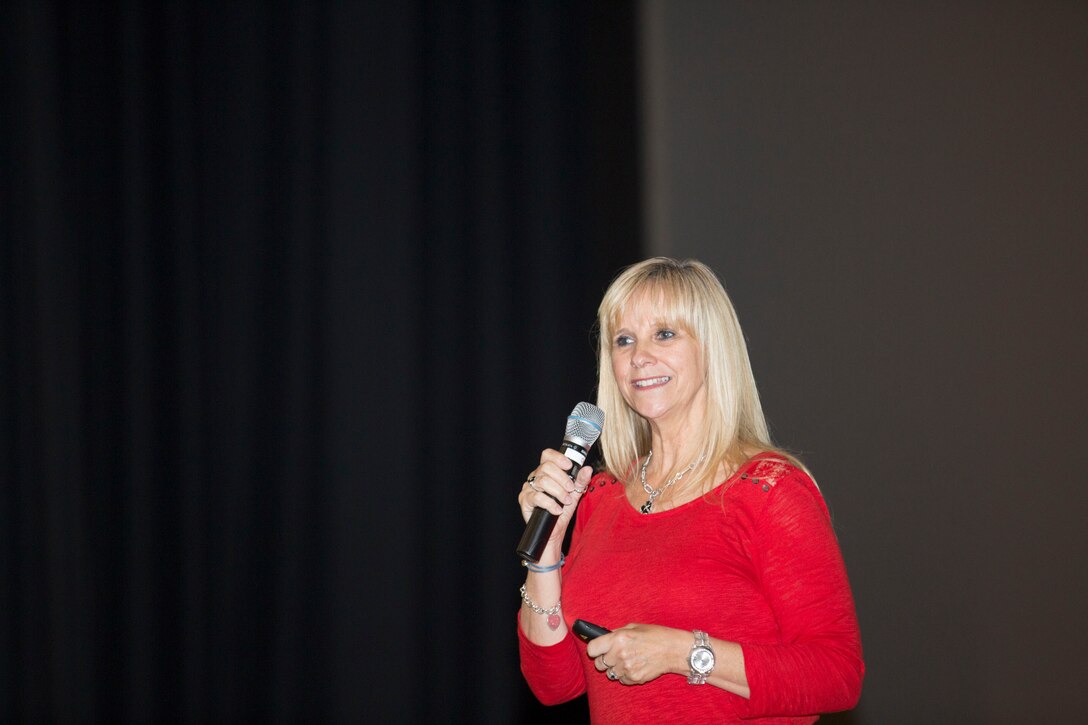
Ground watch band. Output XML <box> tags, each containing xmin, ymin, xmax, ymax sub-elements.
<box><xmin>688</xmin><ymin>630</ymin><xmax>715</xmax><ymax>685</ymax></box>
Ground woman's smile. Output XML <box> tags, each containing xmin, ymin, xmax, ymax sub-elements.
<box><xmin>632</xmin><ymin>375</ymin><xmax>671</xmax><ymax>389</ymax></box>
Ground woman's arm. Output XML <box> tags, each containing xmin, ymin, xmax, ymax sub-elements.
<box><xmin>516</xmin><ymin>451</ymin><xmax>595</xmax><ymax>704</ymax></box>
<box><xmin>586</xmin><ymin>624</ymin><xmax>751</xmax><ymax>698</ymax></box>
<box><xmin>733</xmin><ymin>469</ymin><xmax>864</xmax><ymax>716</ymax></box>
<box><xmin>516</xmin><ymin>449</ymin><xmax>593</xmax><ymax>645</ymax></box>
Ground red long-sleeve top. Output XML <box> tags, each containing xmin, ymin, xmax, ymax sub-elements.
<box><xmin>518</xmin><ymin>454</ymin><xmax>864</xmax><ymax>723</ymax></box>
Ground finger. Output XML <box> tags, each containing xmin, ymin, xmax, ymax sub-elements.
<box><xmin>551</xmin><ymin>457</ymin><xmax>594</xmax><ymax>492</ymax></box>
<box><xmin>520</xmin><ymin>483</ymin><xmax>565</xmax><ymax>515</ymax></box>
<box><xmin>539</xmin><ymin>448</ymin><xmax>576</xmax><ymax>473</ymax></box>
<box><xmin>585</xmin><ymin>634</ymin><xmax>612</xmax><ymax>660</ymax></box>
<box><xmin>534</xmin><ymin>462</ymin><xmax>578</xmax><ymax>505</ymax></box>
<box><xmin>521</xmin><ymin>468</ymin><xmax>562</xmax><ymax>497</ymax></box>
<box><xmin>519</xmin><ymin>474</ymin><xmax>555</xmax><ymax>520</ymax></box>
<box><xmin>537</xmin><ymin>457</ymin><xmax>577</xmax><ymax>485</ymax></box>
<box><xmin>520</xmin><ymin>484</ymin><xmax>564</xmax><ymax>517</ymax></box>
<box><xmin>572</xmin><ymin>464</ymin><xmax>593</xmax><ymax>493</ymax></box>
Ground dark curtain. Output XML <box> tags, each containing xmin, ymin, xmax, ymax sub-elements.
<box><xmin>1</xmin><ymin>2</ymin><xmax>640</xmax><ymax>721</ymax></box>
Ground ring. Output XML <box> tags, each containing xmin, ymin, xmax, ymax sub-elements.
<box><xmin>526</xmin><ymin>475</ymin><xmax>543</xmax><ymax>492</ymax></box>
<box><xmin>607</xmin><ymin>668</ymin><xmax>618</xmax><ymax>681</ymax></box>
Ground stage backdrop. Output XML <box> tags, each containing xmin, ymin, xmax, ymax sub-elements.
<box><xmin>2</xmin><ymin>2</ymin><xmax>638</xmax><ymax>722</ymax></box>
<box><xmin>641</xmin><ymin>1</ymin><xmax>1088</xmax><ymax>723</ymax></box>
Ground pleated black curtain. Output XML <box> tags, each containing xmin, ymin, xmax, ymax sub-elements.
<box><xmin>1</xmin><ymin>2</ymin><xmax>640</xmax><ymax>721</ymax></box>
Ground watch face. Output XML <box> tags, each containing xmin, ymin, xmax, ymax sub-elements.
<box><xmin>691</xmin><ymin>647</ymin><xmax>715</xmax><ymax>674</ymax></box>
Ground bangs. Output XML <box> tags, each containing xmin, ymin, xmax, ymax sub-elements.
<box><xmin>605</xmin><ymin>276</ymin><xmax>705</xmax><ymax>342</ymax></box>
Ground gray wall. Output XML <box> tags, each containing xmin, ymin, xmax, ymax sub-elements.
<box><xmin>641</xmin><ymin>2</ymin><xmax>1088</xmax><ymax>722</ymax></box>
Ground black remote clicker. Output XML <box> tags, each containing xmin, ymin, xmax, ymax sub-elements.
<box><xmin>572</xmin><ymin>619</ymin><xmax>611</xmax><ymax>642</ymax></box>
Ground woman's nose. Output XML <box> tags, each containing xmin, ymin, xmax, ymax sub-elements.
<box><xmin>631</xmin><ymin>343</ymin><xmax>655</xmax><ymax>368</ymax></box>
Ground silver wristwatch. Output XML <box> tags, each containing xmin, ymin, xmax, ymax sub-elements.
<box><xmin>687</xmin><ymin>630</ymin><xmax>715</xmax><ymax>684</ymax></box>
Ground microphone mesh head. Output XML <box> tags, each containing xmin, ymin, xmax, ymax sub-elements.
<box><xmin>565</xmin><ymin>402</ymin><xmax>605</xmax><ymax>448</ymax></box>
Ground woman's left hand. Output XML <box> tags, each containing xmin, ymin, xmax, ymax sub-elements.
<box><xmin>585</xmin><ymin>624</ymin><xmax>690</xmax><ymax>685</ymax></box>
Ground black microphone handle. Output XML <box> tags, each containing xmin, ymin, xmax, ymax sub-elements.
<box><xmin>516</xmin><ymin>442</ymin><xmax>586</xmax><ymax>563</ymax></box>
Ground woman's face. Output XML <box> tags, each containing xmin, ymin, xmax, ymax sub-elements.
<box><xmin>610</xmin><ymin>291</ymin><xmax>707</xmax><ymax>432</ymax></box>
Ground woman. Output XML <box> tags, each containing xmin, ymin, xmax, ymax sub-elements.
<box><xmin>517</xmin><ymin>258</ymin><xmax>863</xmax><ymax>723</ymax></box>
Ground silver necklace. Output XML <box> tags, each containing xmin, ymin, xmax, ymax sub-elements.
<box><xmin>639</xmin><ymin>449</ymin><xmax>706</xmax><ymax>514</ymax></box>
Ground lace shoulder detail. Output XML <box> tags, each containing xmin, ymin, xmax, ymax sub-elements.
<box><xmin>738</xmin><ymin>456</ymin><xmax>798</xmax><ymax>493</ymax></box>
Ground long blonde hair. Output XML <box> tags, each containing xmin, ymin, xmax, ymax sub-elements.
<box><xmin>595</xmin><ymin>257</ymin><xmax>782</xmax><ymax>488</ymax></box>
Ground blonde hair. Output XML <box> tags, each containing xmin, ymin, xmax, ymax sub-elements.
<box><xmin>595</xmin><ymin>257</ymin><xmax>783</xmax><ymax>488</ymax></box>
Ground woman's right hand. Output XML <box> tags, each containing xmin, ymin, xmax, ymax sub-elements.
<box><xmin>518</xmin><ymin>448</ymin><xmax>594</xmax><ymax>550</ymax></box>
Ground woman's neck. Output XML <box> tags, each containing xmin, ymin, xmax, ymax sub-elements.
<box><xmin>646</xmin><ymin>422</ymin><xmax>706</xmax><ymax>482</ymax></box>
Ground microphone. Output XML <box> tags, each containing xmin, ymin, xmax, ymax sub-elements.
<box><xmin>516</xmin><ymin>402</ymin><xmax>605</xmax><ymax>563</ymax></box>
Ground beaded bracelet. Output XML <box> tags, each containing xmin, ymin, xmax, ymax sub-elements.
<box><xmin>521</xmin><ymin>554</ymin><xmax>565</xmax><ymax>573</ymax></box>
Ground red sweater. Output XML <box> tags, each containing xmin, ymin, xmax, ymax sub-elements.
<box><xmin>518</xmin><ymin>454</ymin><xmax>863</xmax><ymax>723</ymax></box>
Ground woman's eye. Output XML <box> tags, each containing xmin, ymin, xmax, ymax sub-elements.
<box><xmin>656</xmin><ymin>329</ymin><xmax>675</xmax><ymax>340</ymax></box>
<box><xmin>614</xmin><ymin>335</ymin><xmax>633</xmax><ymax>347</ymax></box>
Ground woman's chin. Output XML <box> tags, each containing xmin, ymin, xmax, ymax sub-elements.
<box><xmin>629</xmin><ymin>402</ymin><xmax>674</xmax><ymax>424</ymax></box>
